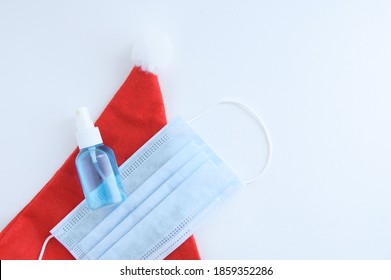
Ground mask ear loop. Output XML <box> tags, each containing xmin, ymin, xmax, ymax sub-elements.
<box><xmin>38</xmin><ymin>234</ymin><xmax>54</xmax><ymax>260</ymax></box>
<box><xmin>189</xmin><ymin>100</ymin><xmax>272</xmax><ymax>185</ymax></box>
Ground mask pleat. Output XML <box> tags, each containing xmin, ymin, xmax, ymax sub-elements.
<box><xmin>99</xmin><ymin>159</ymin><xmax>242</xmax><ymax>260</ymax></box>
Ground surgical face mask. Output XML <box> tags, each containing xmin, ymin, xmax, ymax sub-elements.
<box><xmin>38</xmin><ymin>101</ymin><xmax>272</xmax><ymax>260</ymax></box>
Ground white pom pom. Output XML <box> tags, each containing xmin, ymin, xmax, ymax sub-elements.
<box><xmin>131</xmin><ymin>30</ymin><xmax>173</xmax><ymax>74</ymax></box>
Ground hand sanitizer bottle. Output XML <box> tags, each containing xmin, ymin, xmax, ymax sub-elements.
<box><xmin>75</xmin><ymin>107</ymin><xmax>125</xmax><ymax>209</ymax></box>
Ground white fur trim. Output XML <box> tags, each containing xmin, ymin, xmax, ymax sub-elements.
<box><xmin>131</xmin><ymin>30</ymin><xmax>173</xmax><ymax>74</ymax></box>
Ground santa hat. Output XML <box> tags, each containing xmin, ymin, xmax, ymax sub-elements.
<box><xmin>0</xmin><ymin>33</ymin><xmax>200</xmax><ymax>260</ymax></box>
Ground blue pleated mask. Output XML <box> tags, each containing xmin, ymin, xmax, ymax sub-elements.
<box><xmin>40</xmin><ymin>101</ymin><xmax>272</xmax><ymax>260</ymax></box>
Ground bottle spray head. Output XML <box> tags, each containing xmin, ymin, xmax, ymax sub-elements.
<box><xmin>76</xmin><ymin>107</ymin><xmax>95</xmax><ymax>131</ymax></box>
<box><xmin>75</xmin><ymin>107</ymin><xmax>103</xmax><ymax>149</ymax></box>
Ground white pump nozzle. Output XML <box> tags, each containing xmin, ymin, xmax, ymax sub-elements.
<box><xmin>75</xmin><ymin>107</ymin><xmax>103</xmax><ymax>149</ymax></box>
<box><xmin>76</xmin><ymin>107</ymin><xmax>95</xmax><ymax>131</ymax></box>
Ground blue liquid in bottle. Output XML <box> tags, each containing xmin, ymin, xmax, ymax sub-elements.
<box><xmin>76</xmin><ymin>144</ymin><xmax>125</xmax><ymax>209</ymax></box>
<box><xmin>75</xmin><ymin>107</ymin><xmax>125</xmax><ymax>210</ymax></box>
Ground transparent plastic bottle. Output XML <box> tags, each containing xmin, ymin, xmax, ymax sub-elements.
<box><xmin>75</xmin><ymin>107</ymin><xmax>125</xmax><ymax>209</ymax></box>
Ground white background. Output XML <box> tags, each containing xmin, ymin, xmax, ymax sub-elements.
<box><xmin>1</xmin><ymin>0</ymin><xmax>391</xmax><ymax>259</ymax></box>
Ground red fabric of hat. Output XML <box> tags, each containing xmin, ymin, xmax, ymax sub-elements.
<box><xmin>0</xmin><ymin>66</ymin><xmax>201</xmax><ymax>260</ymax></box>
